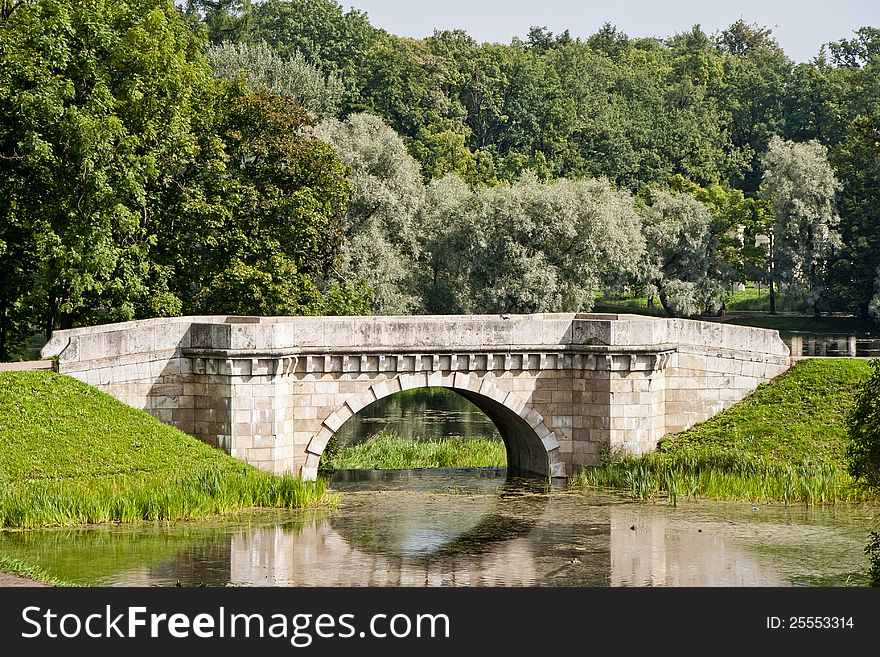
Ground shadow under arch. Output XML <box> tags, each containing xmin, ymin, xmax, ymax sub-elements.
<box><xmin>304</xmin><ymin>373</ymin><xmax>563</xmax><ymax>479</ymax></box>
<box><xmin>327</xmin><ymin>475</ymin><xmax>552</xmax><ymax>561</ymax></box>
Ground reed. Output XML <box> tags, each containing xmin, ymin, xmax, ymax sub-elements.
<box><xmin>0</xmin><ymin>466</ymin><xmax>338</xmax><ymax>528</ymax></box>
<box><xmin>0</xmin><ymin>467</ymin><xmax>337</xmax><ymax>529</ymax></box>
<box><xmin>322</xmin><ymin>431</ymin><xmax>507</xmax><ymax>470</ymax></box>
<box><xmin>571</xmin><ymin>447</ymin><xmax>873</xmax><ymax>504</ymax></box>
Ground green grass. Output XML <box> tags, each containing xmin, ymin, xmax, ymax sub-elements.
<box><xmin>0</xmin><ymin>371</ymin><xmax>337</xmax><ymax>529</ymax></box>
<box><xmin>321</xmin><ymin>431</ymin><xmax>507</xmax><ymax>470</ymax></box>
<box><xmin>725</xmin><ymin>284</ymin><xmax>807</xmax><ymax>312</ymax></box>
<box><xmin>571</xmin><ymin>359</ymin><xmax>876</xmax><ymax>504</ymax></box>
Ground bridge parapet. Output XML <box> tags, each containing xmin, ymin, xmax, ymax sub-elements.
<box><xmin>42</xmin><ymin>314</ymin><xmax>790</xmax><ymax>480</ymax></box>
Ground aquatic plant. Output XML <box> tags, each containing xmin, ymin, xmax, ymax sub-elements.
<box><xmin>0</xmin><ymin>466</ymin><xmax>337</xmax><ymax>529</ymax></box>
<box><xmin>571</xmin><ymin>447</ymin><xmax>871</xmax><ymax>505</ymax></box>
<box><xmin>321</xmin><ymin>431</ymin><xmax>506</xmax><ymax>470</ymax></box>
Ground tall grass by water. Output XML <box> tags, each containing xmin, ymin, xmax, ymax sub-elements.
<box><xmin>572</xmin><ymin>447</ymin><xmax>871</xmax><ymax>505</ymax></box>
<box><xmin>0</xmin><ymin>467</ymin><xmax>336</xmax><ymax>529</ymax></box>
<box><xmin>0</xmin><ymin>371</ymin><xmax>337</xmax><ymax>529</ymax></box>
<box><xmin>571</xmin><ymin>359</ymin><xmax>876</xmax><ymax>505</ymax></box>
<box><xmin>321</xmin><ymin>431</ymin><xmax>507</xmax><ymax>470</ymax></box>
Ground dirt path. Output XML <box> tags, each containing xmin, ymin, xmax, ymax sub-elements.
<box><xmin>0</xmin><ymin>571</ymin><xmax>49</xmax><ymax>587</ymax></box>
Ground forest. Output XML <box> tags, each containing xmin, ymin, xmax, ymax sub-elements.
<box><xmin>1</xmin><ymin>0</ymin><xmax>878</xmax><ymax>360</ymax></box>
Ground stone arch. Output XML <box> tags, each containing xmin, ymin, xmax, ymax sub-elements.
<box><xmin>300</xmin><ymin>372</ymin><xmax>564</xmax><ymax>481</ymax></box>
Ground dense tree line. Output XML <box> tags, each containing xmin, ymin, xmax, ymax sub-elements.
<box><xmin>1</xmin><ymin>0</ymin><xmax>879</xmax><ymax>360</ymax></box>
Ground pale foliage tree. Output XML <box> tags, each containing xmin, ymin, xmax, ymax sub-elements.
<box><xmin>206</xmin><ymin>41</ymin><xmax>343</xmax><ymax>117</ymax></box>
<box><xmin>312</xmin><ymin>113</ymin><xmax>426</xmax><ymax>314</ymax></box>
<box><xmin>416</xmin><ymin>174</ymin><xmax>645</xmax><ymax>314</ymax></box>
<box><xmin>870</xmin><ymin>267</ymin><xmax>880</xmax><ymax>325</ymax></box>
<box><xmin>416</xmin><ymin>175</ymin><xmax>478</xmax><ymax>314</ymax></box>
<box><xmin>640</xmin><ymin>191</ymin><xmax>723</xmax><ymax>317</ymax></box>
<box><xmin>759</xmin><ymin>136</ymin><xmax>841</xmax><ymax>316</ymax></box>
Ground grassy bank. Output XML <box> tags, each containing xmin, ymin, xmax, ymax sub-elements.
<box><xmin>0</xmin><ymin>371</ymin><xmax>337</xmax><ymax>529</ymax></box>
<box><xmin>572</xmin><ymin>359</ymin><xmax>875</xmax><ymax>504</ymax></box>
<box><xmin>321</xmin><ymin>431</ymin><xmax>507</xmax><ymax>471</ymax></box>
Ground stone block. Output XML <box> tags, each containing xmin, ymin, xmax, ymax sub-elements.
<box><xmin>307</xmin><ymin>428</ymin><xmax>334</xmax><ymax>456</ymax></box>
<box><xmin>502</xmin><ymin>391</ymin><xmax>526</xmax><ymax>414</ymax></box>
<box><xmin>553</xmin><ymin>415</ymin><xmax>573</xmax><ymax>428</ymax></box>
<box><xmin>398</xmin><ymin>372</ymin><xmax>428</xmax><ymax>391</ymax></box>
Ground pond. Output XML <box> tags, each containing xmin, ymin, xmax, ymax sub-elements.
<box><xmin>0</xmin><ymin>468</ymin><xmax>875</xmax><ymax>587</ymax></box>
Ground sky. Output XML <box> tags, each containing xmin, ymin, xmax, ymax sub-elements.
<box><xmin>342</xmin><ymin>0</ymin><xmax>880</xmax><ymax>62</ymax></box>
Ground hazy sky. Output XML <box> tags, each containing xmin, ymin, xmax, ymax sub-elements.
<box><xmin>342</xmin><ymin>0</ymin><xmax>880</xmax><ymax>62</ymax></box>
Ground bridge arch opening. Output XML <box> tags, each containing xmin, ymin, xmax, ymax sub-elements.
<box><xmin>302</xmin><ymin>375</ymin><xmax>563</xmax><ymax>480</ymax></box>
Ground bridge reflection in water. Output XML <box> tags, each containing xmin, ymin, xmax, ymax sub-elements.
<box><xmin>111</xmin><ymin>471</ymin><xmax>803</xmax><ymax>588</ymax></box>
<box><xmin>218</xmin><ymin>485</ymin><xmax>790</xmax><ymax>587</ymax></box>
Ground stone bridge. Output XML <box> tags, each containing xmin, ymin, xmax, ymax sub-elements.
<box><xmin>40</xmin><ymin>313</ymin><xmax>790</xmax><ymax>480</ymax></box>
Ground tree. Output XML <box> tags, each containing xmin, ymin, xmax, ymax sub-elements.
<box><xmin>716</xmin><ymin>20</ymin><xmax>793</xmax><ymax>192</ymax></box>
<box><xmin>639</xmin><ymin>190</ymin><xmax>723</xmax><ymax>317</ymax></box>
<box><xmin>759</xmin><ymin>136</ymin><xmax>841</xmax><ymax>316</ymax></box>
<box><xmin>153</xmin><ymin>83</ymin><xmax>363</xmax><ymax>316</ymax></box>
<box><xmin>206</xmin><ymin>41</ymin><xmax>343</xmax><ymax>117</ymax></box>
<box><xmin>312</xmin><ymin>113</ymin><xmax>425</xmax><ymax>314</ymax></box>
<box><xmin>0</xmin><ymin>0</ymin><xmax>210</xmax><ymax>343</ymax></box>
<box><xmin>666</xmin><ymin>175</ymin><xmax>757</xmax><ymax>295</ymax></box>
<box><xmin>828</xmin><ymin>117</ymin><xmax>880</xmax><ymax>318</ymax></box>
<box><xmin>415</xmin><ymin>174</ymin><xmax>644</xmax><ymax>314</ymax></box>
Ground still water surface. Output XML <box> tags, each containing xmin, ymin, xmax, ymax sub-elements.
<box><xmin>0</xmin><ymin>468</ymin><xmax>874</xmax><ymax>587</ymax></box>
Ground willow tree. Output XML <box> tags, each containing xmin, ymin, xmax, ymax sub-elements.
<box><xmin>313</xmin><ymin>113</ymin><xmax>426</xmax><ymax>314</ymax></box>
<box><xmin>759</xmin><ymin>136</ymin><xmax>841</xmax><ymax>316</ymax></box>
<box><xmin>640</xmin><ymin>190</ymin><xmax>723</xmax><ymax>318</ymax></box>
<box><xmin>416</xmin><ymin>174</ymin><xmax>645</xmax><ymax>314</ymax></box>
<box><xmin>206</xmin><ymin>41</ymin><xmax>343</xmax><ymax>118</ymax></box>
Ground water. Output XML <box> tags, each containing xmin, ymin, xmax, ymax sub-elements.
<box><xmin>334</xmin><ymin>388</ymin><xmax>498</xmax><ymax>446</ymax></box>
<box><xmin>784</xmin><ymin>334</ymin><xmax>880</xmax><ymax>358</ymax></box>
<box><xmin>1</xmin><ymin>469</ymin><xmax>875</xmax><ymax>587</ymax></box>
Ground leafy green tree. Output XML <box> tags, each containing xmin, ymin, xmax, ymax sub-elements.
<box><xmin>241</xmin><ymin>0</ymin><xmax>382</xmax><ymax>109</ymax></box>
<box><xmin>206</xmin><ymin>41</ymin><xmax>343</xmax><ymax>117</ymax></box>
<box><xmin>183</xmin><ymin>0</ymin><xmax>255</xmax><ymax>44</ymax></box>
<box><xmin>154</xmin><ymin>84</ymin><xmax>359</xmax><ymax>316</ymax></box>
<box><xmin>666</xmin><ymin>175</ymin><xmax>755</xmax><ymax>292</ymax></box>
<box><xmin>846</xmin><ymin>359</ymin><xmax>880</xmax><ymax>489</ymax></box>
<box><xmin>0</xmin><ymin>0</ymin><xmax>209</xmax><ymax>341</ymax></box>
<box><xmin>828</xmin><ymin>117</ymin><xmax>880</xmax><ymax>318</ymax></box>
<box><xmin>759</xmin><ymin>136</ymin><xmax>841</xmax><ymax>316</ymax></box>
<box><xmin>0</xmin><ymin>210</ymin><xmax>40</xmax><ymax>360</ymax></box>
<box><xmin>716</xmin><ymin>20</ymin><xmax>793</xmax><ymax>192</ymax></box>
